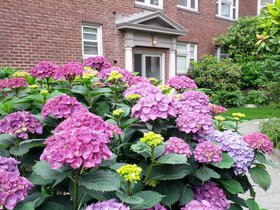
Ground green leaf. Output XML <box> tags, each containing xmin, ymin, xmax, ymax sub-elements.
<box><xmin>178</xmin><ymin>185</ymin><xmax>193</xmax><ymax>205</ymax></box>
<box><xmin>0</xmin><ymin>134</ymin><xmax>17</xmax><ymax>145</ymax></box>
<box><xmin>90</xmin><ymin>88</ymin><xmax>112</xmax><ymax>97</ymax></box>
<box><xmin>33</xmin><ymin>161</ymin><xmax>60</xmax><ymax>180</ymax></box>
<box><xmin>156</xmin><ymin>182</ymin><xmax>180</xmax><ymax>207</ymax></box>
<box><xmin>195</xmin><ymin>167</ymin><xmax>220</xmax><ymax>182</ymax></box>
<box><xmin>9</xmin><ymin>145</ymin><xmax>29</xmax><ymax>156</ymax></box>
<box><xmin>249</xmin><ymin>166</ymin><xmax>271</xmax><ymax>191</ymax></box>
<box><xmin>154</xmin><ymin>145</ymin><xmax>165</xmax><ymax>159</ymax></box>
<box><xmin>220</xmin><ymin>179</ymin><xmax>244</xmax><ymax>194</ymax></box>
<box><xmin>71</xmin><ymin>85</ymin><xmax>89</xmax><ymax>96</ymax></box>
<box><xmin>129</xmin><ymin>191</ymin><xmax>164</xmax><ymax>209</ymax></box>
<box><xmin>94</xmin><ymin>101</ymin><xmax>110</xmax><ymax>118</ymax></box>
<box><xmin>0</xmin><ymin>148</ymin><xmax>10</xmax><ymax>157</ymax></box>
<box><xmin>79</xmin><ymin>169</ymin><xmax>121</xmax><ymax>192</ymax></box>
<box><xmin>245</xmin><ymin>199</ymin><xmax>260</xmax><ymax>210</ymax></box>
<box><xmin>39</xmin><ymin>202</ymin><xmax>66</xmax><ymax>210</ymax></box>
<box><xmin>131</xmin><ymin>141</ymin><xmax>151</xmax><ymax>158</ymax></box>
<box><xmin>229</xmin><ymin>203</ymin><xmax>243</xmax><ymax>210</ymax></box>
<box><xmin>116</xmin><ymin>191</ymin><xmax>144</xmax><ymax>204</ymax></box>
<box><xmin>14</xmin><ymin>198</ymin><xmax>40</xmax><ymax>210</ymax></box>
<box><xmin>212</xmin><ymin>153</ymin><xmax>234</xmax><ymax>169</ymax></box>
<box><xmin>19</xmin><ymin>139</ymin><xmax>45</xmax><ymax>149</ymax></box>
<box><xmin>156</xmin><ymin>154</ymin><xmax>188</xmax><ymax>165</ymax></box>
<box><xmin>121</xmin><ymin>118</ymin><xmax>139</xmax><ymax>129</ymax></box>
<box><xmin>28</xmin><ymin>173</ymin><xmax>54</xmax><ymax>185</ymax></box>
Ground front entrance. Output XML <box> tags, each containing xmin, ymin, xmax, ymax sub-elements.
<box><xmin>134</xmin><ymin>53</ymin><xmax>164</xmax><ymax>82</ymax></box>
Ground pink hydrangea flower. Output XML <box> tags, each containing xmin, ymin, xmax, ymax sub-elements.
<box><xmin>84</xmin><ymin>56</ymin><xmax>111</xmax><ymax>71</ymax></box>
<box><xmin>209</xmin><ymin>104</ymin><xmax>227</xmax><ymax>116</ymax></box>
<box><xmin>244</xmin><ymin>133</ymin><xmax>273</xmax><ymax>154</ymax></box>
<box><xmin>128</xmin><ymin>76</ymin><xmax>150</xmax><ymax>86</ymax></box>
<box><xmin>132</xmin><ymin>92</ymin><xmax>177</xmax><ymax>122</ymax></box>
<box><xmin>41</xmin><ymin>94</ymin><xmax>88</xmax><ymax>119</ymax></box>
<box><xmin>98</xmin><ymin>67</ymin><xmax>134</xmax><ymax>83</ymax></box>
<box><xmin>167</xmin><ymin>76</ymin><xmax>197</xmax><ymax>92</ymax></box>
<box><xmin>54</xmin><ymin>61</ymin><xmax>84</xmax><ymax>81</ymax></box>
<box><xmin>31</xmin><ymin>61</ymin><xmax>57</xmax><ymax>80</ymax></box>
<box><xmin>181</xmin><ymin>200</ymin><xmax>214</xmax><ymax>210</ymax></box>
<box><xmin>124</xmin><ymin>82</ymin><xmax>161</xmax><ymax>98</ymax></box>
<box><xmin>193</xmin><ymin>141</ymin><xmax>222</xmax><ymax>164</ymax></box>
<box><xmin>194</xmin><ymin>181</ymin><xmax>230</xmax><ymax>210</ymax></box>
<box><xmin>0</xmin><ymin>157</ymin><xmax>33</xmax><ymax>210</ymax></box>
<box><xmin>6</xmin><ymin>78</ymin><xmax>27</xmax><ymax>89</ymax></box>
<box><xmin>176</xmin><ymin>112</ymin><xmax>214</xmax><ymax>135</ymax></box>
<box><xmin>0</xmin><ymin>111</ymin><xmax>43</xmax><ymax>139</ymax></box>
<box><xmin>0</xmin><ymin>79</ymin><xmax>8</xmax><ymax>90</ymax></box>
<box><xmin>55</xmin><ymin>112</ymin><xmax>121</xmax><ymax>138</ymax></box>
<box><xmin>165</xmin><ymin>137</ymin><xmax>192</xmax><ymax>157</ymax></box>
<box><xmin>148</xmin><ymin>203</ymin><xmax>167</xmax><ymax>210</ymax></box>
<box><xmin>40</xmin><ymin>127</ymin><xmax>112</xmax><ymax>169</ymax></box>
<box><xmin>85</xmin><ymin>199</ymin><xmax>130</xmax><ymax>210</ymax></box>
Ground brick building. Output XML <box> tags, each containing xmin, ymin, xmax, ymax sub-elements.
<box><xmin>0</xmin><ymin>0</ymin><xmax>265</xmax><ymax>81</ymax></box>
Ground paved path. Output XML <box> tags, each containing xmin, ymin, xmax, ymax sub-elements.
<box><xmin>239</xmin><ymin>120</ymin><xmax>280</xmax><ymax>210</ymax></box>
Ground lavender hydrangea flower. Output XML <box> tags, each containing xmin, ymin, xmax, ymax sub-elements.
<box><xmin>244</xmin><ymin>133</ymin><xmax>273</xmax><ymax>154</ymax></box>
<box><xmin>128</xmin><ymin>76</ymin><xmax>150</xmax><ymax>86</ymax></box>
<box><xmin>7</xmin><ymin>78</ymin><xmax>27</xmax><ymax>89</ymax></box>
<box><xmin>84</xmin><ymin>56</ymin><xmax>111</xmax><ymax>71</ymax></box>
<box><xmin>0</xmin><ymin>157</ymin><xmax>33</xmax><ymax>210</ymax></box>
<box><xmin>41</xmin><ymin>94</ymin><xmax>88</xmax><ymax>119</ymax></box>
<box><xmin>205</xmin><ymin>130</ymin><xmax>255</xmax><ymax>174</ymax></box>
<box><xmin>31</xmin><ymin>61</ymin><xmax>57</xmax><ymax>80</ymax></box>
<box><xmin>193</xmin><ymin>141</ymin><xmax>222</xmax><ymax>164</ymax></box>
<box><xmin>85</xmin><ymin>199</ymin><xmax>130</xmax><ymax>210</ymax></box>
<box><xmin>181</xmin><ymin>200</ymin><xmax>214</xmax><ymax>210</ymax></box>
<box><xmin>40</xmin><ymin>127</ymin><xmax>112</xmax><ymax>169</ymax></box>
<box><xmin>98</xmin><ymin>67</ymin><xmax>134</xmax><ymax>83</ymax></box>
<box><xmin>132</xmin><ymin>92</ymin><xmax>177</xmax><ymax>122</ymax></box>
<box><xmin>148</xmin><ymin>203</ymin><xmax>167</xmax><ymax>210</ymax></box>
<box><xmin>54</xmin><ymin>61</ymin><xmax>84</xmax><ymax>81</ymax></box>
<box><xmin>0</xmin><ymin>111</ymin><xmax>43</xmax><ymax>139</ymax></box>
<box><xmin>167</xmin><ymin>76</ymin><xmax>197</xmax><ymax>92</ymax></box>
<box><xmin>194</xmin><ymin>181</ymin><xmax>230</xmax><ymax>210</ymax></box>
<box><xmin>124</xmin><ymin>82</ymin><xmax>161</xmax><ymax>98</ymax></box>
<box><xmin>55</xmin><ymin>112</ymin><xmax>121</xmax><ymax>138</ymax></box>
<box><xmin>165</xmin><ymin>137</ymin><xmax>192</xmax><ymax>157</ymax></box>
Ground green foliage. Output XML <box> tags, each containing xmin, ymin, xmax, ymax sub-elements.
<box><xmin>249</xmin><ymin>166</ymin><xmax>272</xmax><ymax>191</ymax></box>
<box><xmin>212</xmin><ymin>153</ymin><xmax>234</xmax><ymax>169</ymax></box>
<box><xmin>261</xmin><ymin>118</ymin><xmax>280</xmax><ymax>149</ymax></box>
<box><xmin>246</xmin><ymin>90</ymin><xmax>268</xmax><ymax>106</ymax></box>
<box><xmin>0</xmin><ymin>67</ymin><xmax>18</xmax><ymax>79</ymax></box>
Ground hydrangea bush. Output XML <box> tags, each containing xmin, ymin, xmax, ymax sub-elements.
<box><xmin>0</xmin><ymin>56</ymin><xmax>274</xmax><ymax>210</ymax></box>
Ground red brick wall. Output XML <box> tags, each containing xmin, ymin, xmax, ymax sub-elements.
<box><xmin>0</xmin><ymin>0</ymin><xmax>258</xmax><ymax>70</ymax></box>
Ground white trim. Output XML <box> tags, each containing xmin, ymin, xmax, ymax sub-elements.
<box><xmin>257</xmin><ymin>0</ymin><xmax>275</xmax><ymax>15</ymax></box>
<box><xmin>177</xmin><ymin>0</ymin><xmax>199</xmax><ymax>11</ymax></box>
<box><xmin>135</xmin><ymin>0</ymin><xmax>163</xmax><ymax>9</ymax></box>
<box><xmin>216</xmin><ymin>0</ymin><xmax>239</xmax><ymax>20</ymax></box>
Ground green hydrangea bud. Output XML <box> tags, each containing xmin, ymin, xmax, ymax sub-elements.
<box><xmin>126</xmin><ymin>94</ymin><xmax>141</xmax><ymax>101</ymax></box>
<box><xmin>214</xmin><ymin>116</ymin><xmax>226</xmax><ymax>121</ymax></box>
<box><xmin>140</xmin><ymin>132</ymin><xmax>163</xmax><ymax>148</ymax></box>
<box><xmin>113</xmin><ymin>109</ymin><xmax>124</xmax><ymax>117</ymax></box>
<box><xmin>40</xmin><ymin>89</ymin><xmax>49</xmax><ymax>95</ymax></box>
<box><xmin>108</xmin><ymin>70</ymin><xmax>123</xmax><ymax>82</ymax></box>
<box><xmin>117</xmin><ymin>164</ymin><xmax>142</xmax><ymax>183</ymax></box>
<box><xmin>232</xmin><ymin>113</ymin><xmax>246</xmax><ymax>118</ymax></box>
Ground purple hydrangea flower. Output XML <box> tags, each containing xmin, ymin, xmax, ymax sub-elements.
<box><xmin>5</xmin><ymin>78</ymin><xmax>27</xmax><ymax>89</ymax></box>
<box><xmin>31</xmin><ymin>61</ymin><xmax>57</xmax><ymax>80</ymax></box>
<box><xmin>0</xmin><ymin>111</ymin><xmax>43</xmax><ymax>139</ymax></box>
<box><xmin>176</xmin><ymin>112</ymin><xmax>214</xmax><ymax>135</ymax></box>
<box><xmin>148</xmin><ymin>203</ymin><xmax>167</xmax><ymax>210</ymax></box>
<box><xmin>244</xmin><ymin>133</ymin><xmax>273</xmax><ymax>154</ymax></box>
<box><xmin>209</xmin><ymin>104</ymin><xmax>227</xmax><ymax>117</ymax></box>
<box><xmin>41</xmin><ymin>94</ymin><xmax>88</xmax><ymax>119</ymax></box>
<box><xmin>165</xmin><ymin>137</ymin><xmax>192</xmax><ymax>157</ymax></box>
<box><xmin>181</xmin><ymin>200</ymin><xmax>214</xmax><ymax>210</ymax></box>
<box><xmin>205</xmin><ymin>130</ymin><xmax>255</xmax><ymax>174</ymax></box>
<box><xmin>0</xmin><ymin>157</ymin><xmax>33</xmax><ymax>210</ymax></box>
<box><xmin>54</xmin><ymin>61</ymin><xmax>84</xmax><ymax>81</ymax></box>
<box><xmin>194</xmin><ymin>181</ymin><xmax>230</xmax><ymax>210</ymax></box>
<box><xmin>193</xmin><ymin>141</ymin><xmax>222</xmax><ymax>164</ymax></box>
<box><xmin>128</xmin><ymin>76</ymin><xmax>150</xmax><ymax>86</ymax></box>
<box><xmin>40</xmin><ymin>127</ymin><xmax>112</xmax><ymax>169</ymax></box>
<box><xmin>0</xmin><ymin>79</ymin><xmax>8</xmax><ymax>90</ymax></box>
<box><xmin>132</xmin><ymin>92</ymin><xmax>177</xmax><ymax>122</ymax></box>
<box><xmin>167</xmin><ymin>76</ymin><xmax>197</xmax><ymax>92</ymax></box>
<box><xmin>55</xmin><ymin>112</ymin><xmax>121</xmax><ymax>138</ymax></box>
<box><xmin>98</xmin><ymin>67</ymin><xmax>134</xmax><ymax>83</ymax></box>
<box><xmin>84</xmin><ymin>56</ymin><xmax>111</xmax><ymax>71</ymax></box>
<box><xmin>124</xmin><ymin>82</ymin><xmax>161</xmax><ymax>98</ymax></box>
<box><xmin>85</xmin><ymin>199</ymin><xmax>130</xmax><ymax>210</ymax></box>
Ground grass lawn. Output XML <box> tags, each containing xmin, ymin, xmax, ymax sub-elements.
<box><xmin>222</xmin><ymin>108</ymin><xmax>280</xmax><ymax>120</ymax></box>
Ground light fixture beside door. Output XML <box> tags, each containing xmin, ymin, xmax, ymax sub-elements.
<box><xmin>151</xmin><ymin>35</ymin><xmax>157</xmax><ymax>46</ymax></box>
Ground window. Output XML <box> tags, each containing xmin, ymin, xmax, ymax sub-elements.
<box><xmin>82</xmin><ymin>25</ymin><xmax>102</xmax><ymax>60</ymax></box>
<box><xmin>135</xmin><ymin>0</ymin><xmax>163</xmax><ymax>9</ymax></box>
<box><xmin>216</xmin><ymin>0</ymin><xmax>238</xmax><ymax>20</ymax></box>
<box><xmin>215</xmin><ymin>47</ymin><xmax>229</xmax><ymax>62</ymax></box>
<box><xmin>177</xmin><ymin>0</ymin><xmax>198</xmax><ymax>11</ymax></box>
<box><xmin>258</xmin><ymin>0</ymin><xmax>275</xmax><ymax>15</ymax></box>
<box><xmin>176</xmin><ymin>43</ymin><xmax>197</xmax><ymax>74</ymax></box>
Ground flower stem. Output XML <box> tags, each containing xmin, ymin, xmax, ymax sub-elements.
<box><xmin>144</xmin><ymin>148</ymin><xmax>155</xmax><ymax>184</ymax></box>
<box><xmin>73</xmin><ymin>167</ymin><xmax>82</xmax><ymax>210</ymax></box>
<box><xmin>127</xmin><ymin>181</ymin><xmax>132</xmax><ymax>196</ymax></box>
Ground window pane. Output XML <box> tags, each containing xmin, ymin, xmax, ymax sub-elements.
<box><xmin>177</xmin><ymin>44</ymin><xmax>188</xmax><ymax>52</ymax></box>
<box><xmin>136</xmin><ymin>0</ymin><xmax>145</xmax><ymax>2</ymax></box>
<box><xmin>216</xmin><ymin>2</ymin><xmax>219</xmax><ymax>15</ymax></box>
<box><xmin>83</xmin><ymin>27</ymin><xmax>97</xmax><ymax>34</ymax></box>
<box><xmin>134</xmin><ymin>54</ymin><xmax>142</xmax><ymax>76</ymax></box>
<box><xmin>233</xmin><ymin>8</ymin><xmax>236</xmax><ymax>19</ymax></box>
<box><xmin>261</xmin><ymin>0</ymin><xmax>274</xmax><ymax>6</ymax></box>
<box><xmin>84</xmin><ymin>42</ymin><xmax>98</xmax><ymax>55</ymax></box>
<box><xmin>83</xmin><ymin>33</ymin><xmax>97</xmax><ymax>40</ymax></box>
<box><xmin>178</xmin><ymin>0</ymin><xmax>187</xmax><ymax>7</ymax></box>
<box><xmin>191</xmin><ymin>0</ymin><xmax>196</xmax><ymax>8</ymax></box>
<box><xmin>221</xmin><ymin>3</ymin><xmax>230</xmax><ymax>17</ymax></box>
<box><xmin>190</xmin><ymin>45</ymin><xmax>195</xmax><ymax>57</ymax></box>
<box><xmin>189</xmin><ymin>59</ymin><xmax>195</xmax><ymax>70</ymax></box>
<box><xmin>233</xmin><ymin>0</ymin><xmax>236</xmax><ymax>6</ymax></box>
<box><xmin>177</xmin><ymin>56</ymin><xmax>187</xmax><ymax>74</ymax></box>
<box><xmin>150</xmin><ymin>0</ymin><xmax>159</xmax><ymax>5</ymax></box>
<box><xmin>146</xmin><ymin>56</ymin><xmax>161</xmax><ymax>80</ymax></box>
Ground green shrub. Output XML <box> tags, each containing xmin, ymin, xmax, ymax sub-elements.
<box><xmin>261</xmin><ymin>118</ymin><xmax>280</xmax><ymax>149</ymax></box>
<box><xmin>215</xmin><ymin>90</ymin><xmax>246</xmax><ymax>107</ymax></box>
<box><xmin>245</xmin><ymin>90</ymin><xmax>268</xmax><ymax>106</ymax></box>
<box><xmin>0</xmin><ymin>67</ymin><xmax>18</xmax><ymax>79</ymax></box>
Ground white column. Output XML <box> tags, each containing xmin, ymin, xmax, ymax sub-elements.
<box><xmin>125</xmin><ymin>46</ymin><xmax>133</xmax><ymax>72</ymax></box>
<box><xmin>169</xmin><ymin>49</ymin><xmax>176</xmax><ymax>78</ymax></box>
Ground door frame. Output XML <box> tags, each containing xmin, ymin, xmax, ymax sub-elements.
<box><xmin>133</xmin><ymin>51</ymin><xmax>165</xmax><ymax>83</ymax></box>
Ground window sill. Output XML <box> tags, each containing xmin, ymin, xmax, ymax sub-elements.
<box><xmin>134</xmin><ymin>3</ymin><xmax>163</xmax><ymax>11</ymax></box>
<box><xmin>215</xmin><ymin>15</ymin><xmax>237</xmax><ymax>22</ymax></box>
<box><xmin>177</xmin><ymin>6</ymin><xmax>200</xmax><ymax>15</ymax></box>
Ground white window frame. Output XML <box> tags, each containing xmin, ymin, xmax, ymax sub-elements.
<box><xmin>258</xmin><ymin>0</ymin><xmax>275</xmax><ymax>15</ymax></box>
<box><xmin>176</xmin><ymin>43</ymin><xmax>198</xmax><ymax>75</ymax></box>
<box><xmin>177</xmin><ymin>0</ymin><xmax>199</xmax><ymax>12</ymax></box>
<box><xmin>216</xmin><ymin>0</ymin><xmax>239</xmax><ymax>20</ymax></box>
<box><xmin>82</xmin><ymin>25</ymin><xmax>103</xmax><ymax>60</ymax></box>
<box><xmin>135</xmin><ymin>0</ymin><xmax>163</xmax><ymax>9</ymax></box>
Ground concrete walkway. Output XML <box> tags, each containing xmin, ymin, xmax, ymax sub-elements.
<box><xmin>239</xmin><ymin>120</ymin><xmax>280</xmax><ymax>210</ymax></box>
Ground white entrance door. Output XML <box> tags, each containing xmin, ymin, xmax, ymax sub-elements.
<box><xmin>134</xmin><ymin>53</ymin><xmax>164</xmax><ymax>82</ymax></box>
